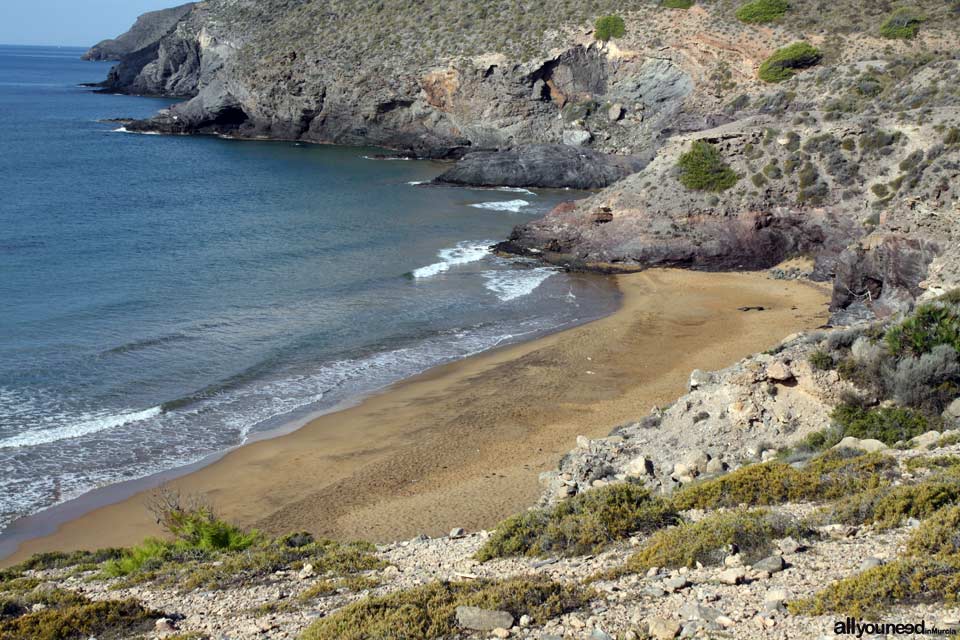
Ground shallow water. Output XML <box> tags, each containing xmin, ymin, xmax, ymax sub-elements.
<box><xmin>0</xmin><ymin>45</ymin><xmax>618</xmax><ymax>531</ymax></box>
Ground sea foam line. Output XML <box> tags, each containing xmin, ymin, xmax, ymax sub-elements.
<box><xmin>411</xmin><ymin>241</ymin><xmax>492</xmax><ymax>278</ymax></box>
<box><xmin>0</xmin><ymin>406</ymin><xmax>162</xmax><ymax>449</ymax></box>
<box><xmin>481</xmin><ymin>268</ymin><xmax>555</xmax><ymax>301</ymax></box>
<box><xmin>469</xmin><ymin>199</ymin><xmax>530</xmax><ymax>213</ymax></box>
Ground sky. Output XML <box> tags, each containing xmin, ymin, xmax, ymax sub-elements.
<box><xmin>1</xmin><ymin>1</ymin><xmax>181</xmax><ymax>47</ymax></box>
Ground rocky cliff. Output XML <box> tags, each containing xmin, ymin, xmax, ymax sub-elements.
<box><xmin>89</xmin><ymin>0</ymin><xmax>960</xmax><ymax>317</ymax></box>
<box><xmin>82</xmin><ymin>3</ymin><xmax>195</xmax><ymax>62</ymax></box>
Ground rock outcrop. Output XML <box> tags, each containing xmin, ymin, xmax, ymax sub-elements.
<box><xmin>82</xmin><ymin>3</ymin><xmax>195</xmax><ymax>62</ymax></box>
<box><xmin>87</xmin><ymin>1</ymin><xmax>960</xmax><ymax>306</ymax></box>
<box><xmin>431</xmin><ymin>145</ymin><xmax>647</xmax><ymax>189</ymax></box>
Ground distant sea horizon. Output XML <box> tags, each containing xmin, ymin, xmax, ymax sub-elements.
<box><xmin>0</xmin><ymin>44</ymin><xmax>619</xmax><ymax>535</ymax></box>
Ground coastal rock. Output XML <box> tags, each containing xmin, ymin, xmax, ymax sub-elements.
<box><xmin>455</xmin><ymin>606</ymin><xmax>514</xmax><ymax>631</ymax></box>
<box><xmin>83</xmin><ymin>3</ymin><xmax>195</xmax><ymax>61</ymax></box>
<box><xmin>945</xmin><ymin>400</ymin><xmax>960</xmax><ymax>421</ymax></box>
<box><xmin>432</xmin><ymin>145</ymin><xmax>646</xmax><ymax>190</ymax></box>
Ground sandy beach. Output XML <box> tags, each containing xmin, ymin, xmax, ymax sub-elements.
<box><xmin>2</xmin><ymin>269</ymin><xmax>831</xmax><ymax>566</ymax></box>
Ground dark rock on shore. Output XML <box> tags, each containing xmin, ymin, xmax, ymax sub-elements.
<box><xmin>82</xmin><ymin>4</ymin><xmax>195</xmax><ymax>62</ymax></box>
<box><xmin>432</xmin><ymin>145</ymin><xmax>647</xmax><ymax>190</ymax></box>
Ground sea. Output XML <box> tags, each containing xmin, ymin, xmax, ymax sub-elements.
<box><xmin>0</xmin><ymin>45</ymin><xmax>618</xmax><ymax>536</ymax></box>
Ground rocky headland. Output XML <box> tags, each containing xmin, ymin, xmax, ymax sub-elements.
<box><xmin>3</xmin><ymin>1</ymin><xmax>959</xmax><ymax>639</ymax></box>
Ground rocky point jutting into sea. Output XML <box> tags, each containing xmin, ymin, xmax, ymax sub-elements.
<box><xmin>3</xmin><ymin>1</ymin><xmax>960</xmax><ymax>639</ymax></box>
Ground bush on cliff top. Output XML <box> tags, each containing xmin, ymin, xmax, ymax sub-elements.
<box><xmin>736</xmin><ymin>0</ymin><xmax>789</xmax><ymax>23</ymax></box>
<box><xmin>758</xmin><ymin>42</ymin><xmax>822</xmax><ymax>83</ymax></box>
<box><xmin>676</xmin><ymin>140</ymin><xmax>739</xmax><ymax>192</ymax></box>
<box><xmin>300</xmin><ymin>578</ymin><xmax>588</xmax><ymax>640</ymax></box>
<box><xmin>475</xmin><ymin>482</ymin><xmax>680</xmax><ymax>561</ymax></box>
<box><xmin>880</xmin><ymin>7</ymin><xmax>926</xmax><ymax>39</ymax></box>
<box><xmin>593</xmin><ymin>15</ymin><xmax>626</xmax><ymax>41</ymax></box>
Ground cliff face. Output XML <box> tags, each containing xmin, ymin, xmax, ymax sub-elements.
<box><xmin>82</xmin><ymin>3</ymin><xmax>195</xmax><ymax>62</ymax></box>
<box><xmin>88</xmin><ymin>0</ymin><xmax>960</xmax><ymax>315</ymax></box>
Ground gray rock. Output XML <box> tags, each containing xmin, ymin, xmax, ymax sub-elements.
<box><xmin>911</xmin><ymin>430</ymin><xmax>943</xmax><ymax>449</ymax></box>
<box><xmin>752</xmin><ymin>555</ymin><xmax>786</xmax><ymax>574</ymax></box>
<box><xmin>678</xmin><ymin>601</ymin><xmax>721</xmax><ymax>622</ymax></box>
<box><xmin>717</xmin><ymin>567</ymin><xmax>747</xmax><ymax>585</ymax></box>
<box><xmin>664</xmin><ymin>576</ymin><xmax>691</xmax><ymax>592</ymax></box>
<box><xmin>945</xmin><ymin>400</ymin><xmax>960</xmax><ymax>420</ymax></box>
<box><xmin>647</xmin><ymin>616</ymin><xmax>682</xmax><ymax>639</ymax></box>
<box><xmin>449</xmin><ymin>527</ymin><xmax>466</xmax><ymax>538</ymax></box>
<box><xmin>455</xmin><ymin>606</ymin><xmax>514</xmax><ymax>631</ymax></box>
<box><xmin>563</xmin><ymin>129</ymin><xmax>593</xmax><ymax>147</ymax></box>
<box><xmin>689</xmin><ymin>369</ymin><xmax>713</xmax><ymax>390</ymax></box>
<box><xmin>777</xmin><ymin>537</ymin><xmax>802</xmax><ymax>554</ymax></box>
<box><xmin>608</xmin><ymin>103</ymin><xmax>625</xmax><ymax>121</ymax></box>
<box><xmin>860</xmin><ymin>557</ymin><xmax>884</xmax><ymax>571</ymax></box>
<box><xmin>83</xmin><ymin>3</ymin><xmax>195</xmax><ymax>61</ymax></box>
<box><xmin>833</xmin><ymin>436</ymin><xmax>888</xmax><ymax>453</ymax></box>
<box><xmin>591</xmin><ymin>629</ymin><xmax>614</xmax><ymax>640</ymax></box>
<box><xmin>435</xmin><ymin>145</ymin><xmax>646</xmax><ymax>190</ymax></box>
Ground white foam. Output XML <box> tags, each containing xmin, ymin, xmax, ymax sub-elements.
<box><xmin>492</xmin><ymin>187</ymin><xmax>537</xmax><ymax>196</ymax></box>
<box><xmin>112</xmin><ymin>127</ymin><xmax>160</xmax><ymax>136</ymax></box>
<box><xmin>412</xmin><ymin>241</ymin><xmax>491</xmax><ymax>278</ymax></box>
<box><xmin>407</xmin><ymin>180</ymin><xmax>428</xmax><ymax>185</ymax></box>
<box><xmin>0</xmin><ymin>406</ymin><xmax>162</xmax><ymax>449</ymax></box>
<box><xmin>482</xmin><ymin>269</ymin><xmax>555</xmax><ymax>301</ymax></box>
<box><xmin>469</xmin><ymin>199</ymin><xmax>530</xmax><ymax>213</ymax></box>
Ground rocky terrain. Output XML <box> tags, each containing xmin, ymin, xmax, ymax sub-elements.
<box><xmin>4</xmin><ymin>291</ymin><xmax>960</xmax><ymax>639</ymax></box>
<box><xmin>89</xmin><ymin>0</ymin><xmax>960</xmax><ymax>319</ymax></box>
<box><xmin>19</xmin><ymin>1</ymin><xmax>956</xmax><ymax>637</ymax></box>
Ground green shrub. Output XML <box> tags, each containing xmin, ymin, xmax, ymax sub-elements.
<box><xmin>816</xmin><ymin>480</ymin><xmax>960</xmax><ymax>529</ymax></box>
<box><xmin>594</xmin><ymin>15</ymin><xmax>626</xmax><ymax>41</ymax></box>
<box><xmin>7</xmin><ymin>548</ymin><xmax>125</xmax><ymax>573</ymax></box>
<box><xmin>905</xmin><ymin>505</ymin><xmax>960</xmax><ymax>557</ymax></box>
<box><xmin>0</xmin><ymin>595</ymin><xmax>160</xmax><ymax>640</ymax></box>
<box><xmin>885</xmin><ymin>303</ymin><xmax>960</xmax><ymax>358</ymax></box>
<box><xmin>475</xmin><ymin>483</ymin><xmax>680</xmax><ymax>561</ymax></box>
<box><xmin>758</xmin><ymin>42</ymin><xmax>822</xmax><ymax>83</ymax></box>
<box><xmin>673</xmin><ymin>450</ymin><xmax>895</xmax><ymax>511</ymax></box>
<box><xmin>627</xmin><ymin>509</ymin><xmax>808</xmax><ymax>570</ymax></box>
<box><xmin>880</xmin><ymin>7</ymin><xmax>925</xmax><ymax>39</ymax></box>
<box><xmin>831</xmin><ymin>404</ymin><xmax>934</xmax><ymax>445</ymax></box>
<box><xmin>946</xmin><ymin>128</ymin><xmax>960</xmax><ymax>146</ymax></box>
<box><xmin>808</xmin><ymin>349</ymin><xmax>834</xmax><ymax>371</ymax></box>
<box><xmin>676</xmin><ymin>141</ymin><xmax>739</xmax><ymax>192</ymax></box>
<box><xmin>661</xmin><ymin>0</ymin><xmax>694</xmax><ymax>8</ymax></box>
<box><xmin>301</xmin><ymin>578</ymin><xmax>588</xmax><ymax>640</ymax></box>
<box><xmin>789</xmin><ymin>556</ymin><xmax>960</xmax><ymax>616</ymax></box>
<box><xmin>736</xmin><ymin>0</ymin><xmax>789</xmax><ymax>23</ymax></box>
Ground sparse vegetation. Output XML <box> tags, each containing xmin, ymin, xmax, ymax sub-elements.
<box><xmin>627</xmin><ymin>509</ymin><xmax>808</xmax><ymax>570</ymax></box>
<box><xmin>880</xmin><ymin>7</ymin><xmax>925</xmax><ymax>39</ymax></box>
<box><xmin>676</xmin><ymin>141</ymin><xmax>739</xmax><ymax>192</ymax></box>
<box><xmin>736</xmin><ymin>0</ymin><xmax>789</xmax><ymax>24</ymax></box>
<box><xmin>815</xmin><ymin>479</ymin><xmax>960</xmax><ymax>529</ymax></box>
<box><xmin>300</xmin><ymin>578</ymin><xmax>588</xmax><ymax>640</ymax></box>
<box><xmin>758</xmin><ymin>42</ymin><xmax>822</xmax><ymax>83</ymax></box>
<box><xmin>808</xmin><ymin>349</ymin><xmax>834</xmax><ymax>370</ymax></box>
<box><xmin>475</xmin><ymin>483</ymin><xmax>680</xmax><ymax>561</ymax></box>
<box><xmin>0</xmin><ymin>593</ymin><xmax>160</xmax><ymax>640</ymax></box>
<box><xmin>672</xmin><ymin>451</ymin><xmax>893</xmax><ymax>510</ymax></box>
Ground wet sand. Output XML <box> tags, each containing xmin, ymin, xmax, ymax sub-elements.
<box><xmin>2</xmin><ymin>269</ymin><xmax>830</xmax><ymax>566</ymax></box>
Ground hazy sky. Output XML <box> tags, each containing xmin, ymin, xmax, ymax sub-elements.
<box><xmin>1</xmin><ymin>1</ymin><xmax>181</xmax><ymax>47</ymax></box>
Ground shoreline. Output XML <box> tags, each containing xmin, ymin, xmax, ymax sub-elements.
<box><xmin>1</xmin><ymin>269</ymin><xmax>831</xmax><ymax>567</ymax></box>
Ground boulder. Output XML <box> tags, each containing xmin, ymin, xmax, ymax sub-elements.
<box><xmin>608</xmin><ymin>103</ymin><xmax>625</xmax><ymax>121</ymax></box>
<box><xmin>765</xmin><ymin>361</ymin><xmax>794</xmax><ymax>382</ymax></box>
<box><xmin>833</xmin><ymin>436</ymin><xmax>888</xmax><ymax>453</ymax></box>
<box><xmin>647</xmin><ymin>616</ymin><xmax>682</xmax><ymax>640</ymax></box>
<box><xmin>562</xmin><ymin>129</ymin><xmax>593</xmax><ymax>147</ymax></box>
<box><xmin>717</xmin><ymin>567</ymin><xmax>747</xmax><ymax>585</ymax></box>
<box><xmin>753</xmin><ymin>555</ymin><xmax>786</xmax><ymax>574</ymax></box>
<box><xmin>945</xmin><ymin>400</ymin><xmax>960</xmax><ymax>421</ymax></box>
<box><xmin>625</xmin><ymin>456</ymin><xmax>656</xmax><ymax>478</ymax></box>
<box><xmin>911</xmin><ymin>430</ymin><xmax>943</xmax><ymax>449</ymax></box>
<box><xmin>456</xmin><ymin>606</ymin><xmax>514</xmax><ymax>631</ymax></box>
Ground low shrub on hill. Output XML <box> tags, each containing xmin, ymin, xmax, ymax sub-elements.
<box><xmin>736</xmin><ymin>0</ymin><xmax>789</xmax><ymax>23</ymax></box>
<box><xmin>300</xmin><ymin>578</ymin><xmax>588</xmax><ymax>640</ymax></box>
<box><xmin>661</xmin><ymin>0</ymin><xmax>694</xmax><ymax>8</ymax></box>
<box><xmin>831</xmin><ymin>404</ymin><xmax>937</xmax><ymax>445</ymax></box>
<box><xmin>475</xmin><ymin>483</ymin><xmax>680</xmax><ymax>561</ymax></box>
<box><xmin>880</xmin><ymin>7</ymin><xmax>926</xmax><ymax>39</ymax></box>
<box><xmin>758</xmin><ymin>42</ymin><xmax>822</xmax><ymax>83</ymax></box>
<box><xmin>593</xmin><ymin>15</ymin><xmax>626</xmax><ymax>41</ymax></box>
<box><xmin>627</xmin><ymin>509</ymin><xmax>809</xmax><ymax>570</ymax></box>
<box><xmin>676</xmin><ymin>140</ymin><xmax>739</xmax><ymax>191</ymax></box>
<box><xmin>672</xmin><ymin>450</ymin><xmax>893</xmax><ymax>510</ymax></box>
<box><xmin>815</xmin><ymin>478</ymin><xmax>960</xmax><ymax>529</ymax></box>
<box><xmin>0</xmin><ymin>590</ymin><xmax>160</xmax><ymax>640</ymax></box>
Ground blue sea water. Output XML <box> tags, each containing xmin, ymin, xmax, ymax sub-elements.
<box><xmin>0</xmin><ymin>45</ymin><xmax>617</xmax><ymax>532</ymax></box>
